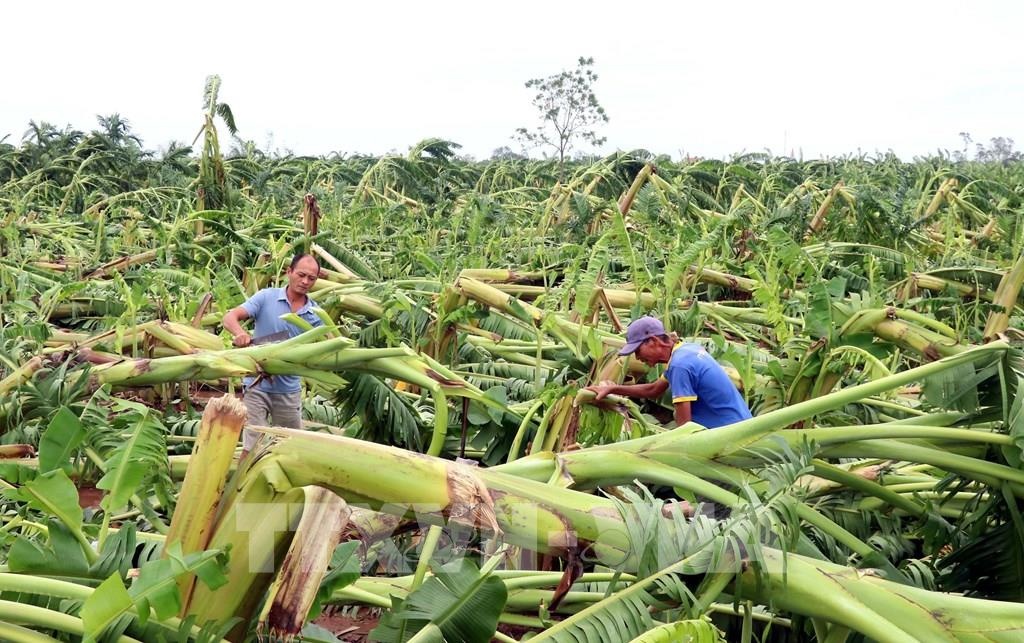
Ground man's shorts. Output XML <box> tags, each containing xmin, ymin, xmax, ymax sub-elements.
<box><xmin>241</xmin><ymin>388</ymin><xmax>303</xmax><ymax>451</ymax></box>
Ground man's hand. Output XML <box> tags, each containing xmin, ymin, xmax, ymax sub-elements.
<box><xmin>222</xmin><ymin>307</ymin><xmax>252</xmax><ymax>347</ymax></box>
<box><xmin>584</xmin><ymin>380</ymin><xmax>617</xmax><ymax>401</ymax></box>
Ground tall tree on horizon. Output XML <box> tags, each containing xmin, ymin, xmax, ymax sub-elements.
<box><xmin>516</xmin><ymin>56</ymin><xmax>609</xmax><ymax>177</ymax></box>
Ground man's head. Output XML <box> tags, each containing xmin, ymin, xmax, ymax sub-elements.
<box><xmin>618</xmin><ymin>316</ymin><xmax>674</xmax><ymax>366</ymax></box>
<box><xmin>286</xmin><ymin>253</ymin><xmax>320</xmax><ymax>297</ymax></box>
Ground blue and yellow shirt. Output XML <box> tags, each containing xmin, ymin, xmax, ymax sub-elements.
<box><xmin>240</xmin><ymin>287</ymin><xmax>322</xmax><ymax>393</ymax></box>
<box><xmin>660</xmin><ymin>343</ymin><xmax>751</xmax><ymax>428</ymax></box>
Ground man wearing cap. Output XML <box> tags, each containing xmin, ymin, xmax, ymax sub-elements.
<box><xmin>587</xmin><ymin>316</ymin><xmax>751</xmax><ymax>428</ymax></box>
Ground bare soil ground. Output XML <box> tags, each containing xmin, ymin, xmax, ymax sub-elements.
<box><xmin>314</xmin><ymin>609</ymin><xmax>379</xmax><ymax>641</ymax></box>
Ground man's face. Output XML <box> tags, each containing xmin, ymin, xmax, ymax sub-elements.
<box><xmin>287</xmin><ymin>257</ymin><xmax>320</xmax><ymax>296</ymax></box>
<box><xmin>634</xmin><ymin>336</ymin><xmax>672</xmax><ymax>366</ymax></box>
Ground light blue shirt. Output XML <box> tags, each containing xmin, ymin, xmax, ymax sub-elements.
<box><xmin>240</xmin><ymin>287</ymin><xmax>322</xmax><ymax>393</ymax></box>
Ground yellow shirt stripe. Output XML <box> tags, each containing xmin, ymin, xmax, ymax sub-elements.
<box><xmin>669</xmin><ymin>343</ymin><xmax>697</xmax><ymax>404</ymax></box>
<box><xmin>659</xmin><ymin>344</ymin><xmax>687</xmax><ymax>382</ymax></box>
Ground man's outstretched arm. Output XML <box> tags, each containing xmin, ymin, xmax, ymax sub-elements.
<box><xmin>673</xmin><ymin>400</ymin><xmax>693</xmax><ymax>427</ymax></box>
<box><xmin>587</xmin><ymin>377</ymin><xmax>669</xmax><ymax>401</ymax></box>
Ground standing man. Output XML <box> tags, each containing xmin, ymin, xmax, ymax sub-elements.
<box><xmin>587</xmin><ymin>316</ymin><xmax>751</xmax><ymax>428</ymax></box>
<box><xmin>222</xmin><ymin>253</ymin><xmax>323</xmax><ymax>454</ymax></box>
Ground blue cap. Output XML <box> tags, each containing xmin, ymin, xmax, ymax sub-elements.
<box><xmin>618</xmin><ymin>316</ymin><xmax>666</xmax><ymax>356</ymax></box>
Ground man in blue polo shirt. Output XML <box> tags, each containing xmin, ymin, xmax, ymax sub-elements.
<box><xmin>587</xmin><ymin>316</ymin><xmax>751</xmax><ymax>428</ymax></box>
<box><xmin>222</xmin><ymin>253</ymin><xmax>323</xmax><ymax>454</ymax></box>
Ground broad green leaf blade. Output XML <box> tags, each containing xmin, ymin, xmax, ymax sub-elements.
<box><xmin>4</xmin><ymin>469</ymin><xmax>84</xmax><ymax>539</ymax></box>
<box><xmin>8</xmin><ymin>519</ymin><xmax>90</xmax><ymax>577</ymax></box>
<box><xmin>482</xmin><ymin>386</ymin><xmax>508</xmax><ymax>424</ymax></box>
<box><xmin>628</xmin><ymin>618</ymin><xmax>724</xmax><ymax>642</ymax></box>
<box><xmin>405</xmin><ymin>623</ymin><xmax>443</xmax><ymax>642</ymax></box>
<box><xmin>402</xmin><ymin>560</ymin><xmax>507</xmax><ymax>643</ymax></box>
<box><xmin>189</xmin><ymin>550</ymin><xmax>229</xmax><ymax>593</ymax></box>
<box><xmin>8</xmin><ymin>537</ymin><xmax>53</xmax><ymax>574</ymax></box>
<box><xmin>38</xmin><ymin>405</ymin><xmax>86</xmax><ymax>473</ymax></box>
<box><xmin>97</xmin><ymin>401</ymin><xmax>168</xmax><ymax>512</ymax></box>
<box><xmin>806</xmin><ymin>282</ymin><xmax>834</xmax><ymax>340</ymax></box>
<box><xmin>466</xmin><ymin>401</ymin><xmax>492</xmax><ymax>426</ymax></box>
<box><xmin>131</xmin><ymin>559</ymin><xmax>185</xmax><ymax>623</ymax></box>
<box><xmin>81</xmin><ymin>573</ymin><xmax>134</xmax><ymax>643</ymax></box>
<box><xmin>922</xmin><ymin>361</ymin><xmax>982</xmax><ymax>412</ymax></box>
<box><xmin>79</xmin><ymin>542</ymin><xmax>228</xmax><ymax>636</ymax></box>
<box><xmin>131</xmin><ymin>543</ymin><xmax>229</xmax><ymax>623</ymax></box>
<box><xmin>370</xmin><ymin>560</ymin><xmax>507</xmax><ymax>643</ymax></box>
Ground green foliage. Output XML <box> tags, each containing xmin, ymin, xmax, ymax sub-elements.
<box><xmin>627</xmin><ymin>618</ymin><xmax>724</xmax><ymax>643</ymax></box>
<box><xmin>370</xmin><ymin>559</ymin><xmax>507</xmax><ymax>643</ymax></box>
<box><xmin>571</xmin><ymin>230</ymin><xmax>612</xmax><ymax>319</ymax></box>
<box><xmin>1</xmin><ymin>357</ymin><xmax>93</xmax><ymax>445</ymax></box>
<box><xmin>96</xmin><ymin>399</ymin><xmax>170</xmax><ymax>515</ymax></box>
<box><xmin>336</xmin><ymin>372</ymin><xmax>428</xmax><ymax>451</ymax></box>
<box><xmin>81</xmin><ymin>542</ymin><xmax>229</xmax><ymax>642</ymax></box>
<box><xmin>37</xmin><ymin>405</ymin><xmax>86</xmax><ymax>473</ymax></box>
<box><xmin>9</xmin><ymin>518</ymin><xmax>90</xmax><ymax>577</ymax></box>
<box><xmin>4</xmin><ymin>469</ymin><xmax>86</xmax><ymax>546</ymax></box>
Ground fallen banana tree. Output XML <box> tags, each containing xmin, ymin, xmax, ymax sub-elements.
<box><xmin>166</xmin><ymin>396</ymin><xmax>1024</xmax><ymax>640</ymax></box>
<box><xmin>71</xmin><ymin>325</ymin><xmax>513</xmax><ymax>457</ymax></box>
<box><xmin>41</xmin><ymin>340</ymin><xmax>1005</xmax><ymax>640</ymax></box>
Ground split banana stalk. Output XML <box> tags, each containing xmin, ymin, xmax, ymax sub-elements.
<box><xmin>176</xmin><ymin>414</ymin><xmax>1024</xmax><ymax>641</ymax></box>
<box><xmin>164</xmin><ymin>394</ymin><xmax>248</xmax><ymax>611</ymax></box>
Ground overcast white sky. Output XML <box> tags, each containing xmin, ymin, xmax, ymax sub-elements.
<box><xmin>3</xmin><ymin>0</ymin><xmax>1022</xmax><ymax>160</ymax></box>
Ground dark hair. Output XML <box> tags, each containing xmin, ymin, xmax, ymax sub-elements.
<box><xmin>638</xmin><ymin>333</ymin><xmax>672</xmax><ymax>349</ymax></box>
<box><xmin>289</xmin><ymin>253</ymin><xmax>320</xmax><ymax>271</ymax></box>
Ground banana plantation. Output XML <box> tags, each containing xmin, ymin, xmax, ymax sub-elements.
<box><xmin>4</xmin><ymin>93</ymin><xmax>1024</xmax><ymax>642</ymax></box>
